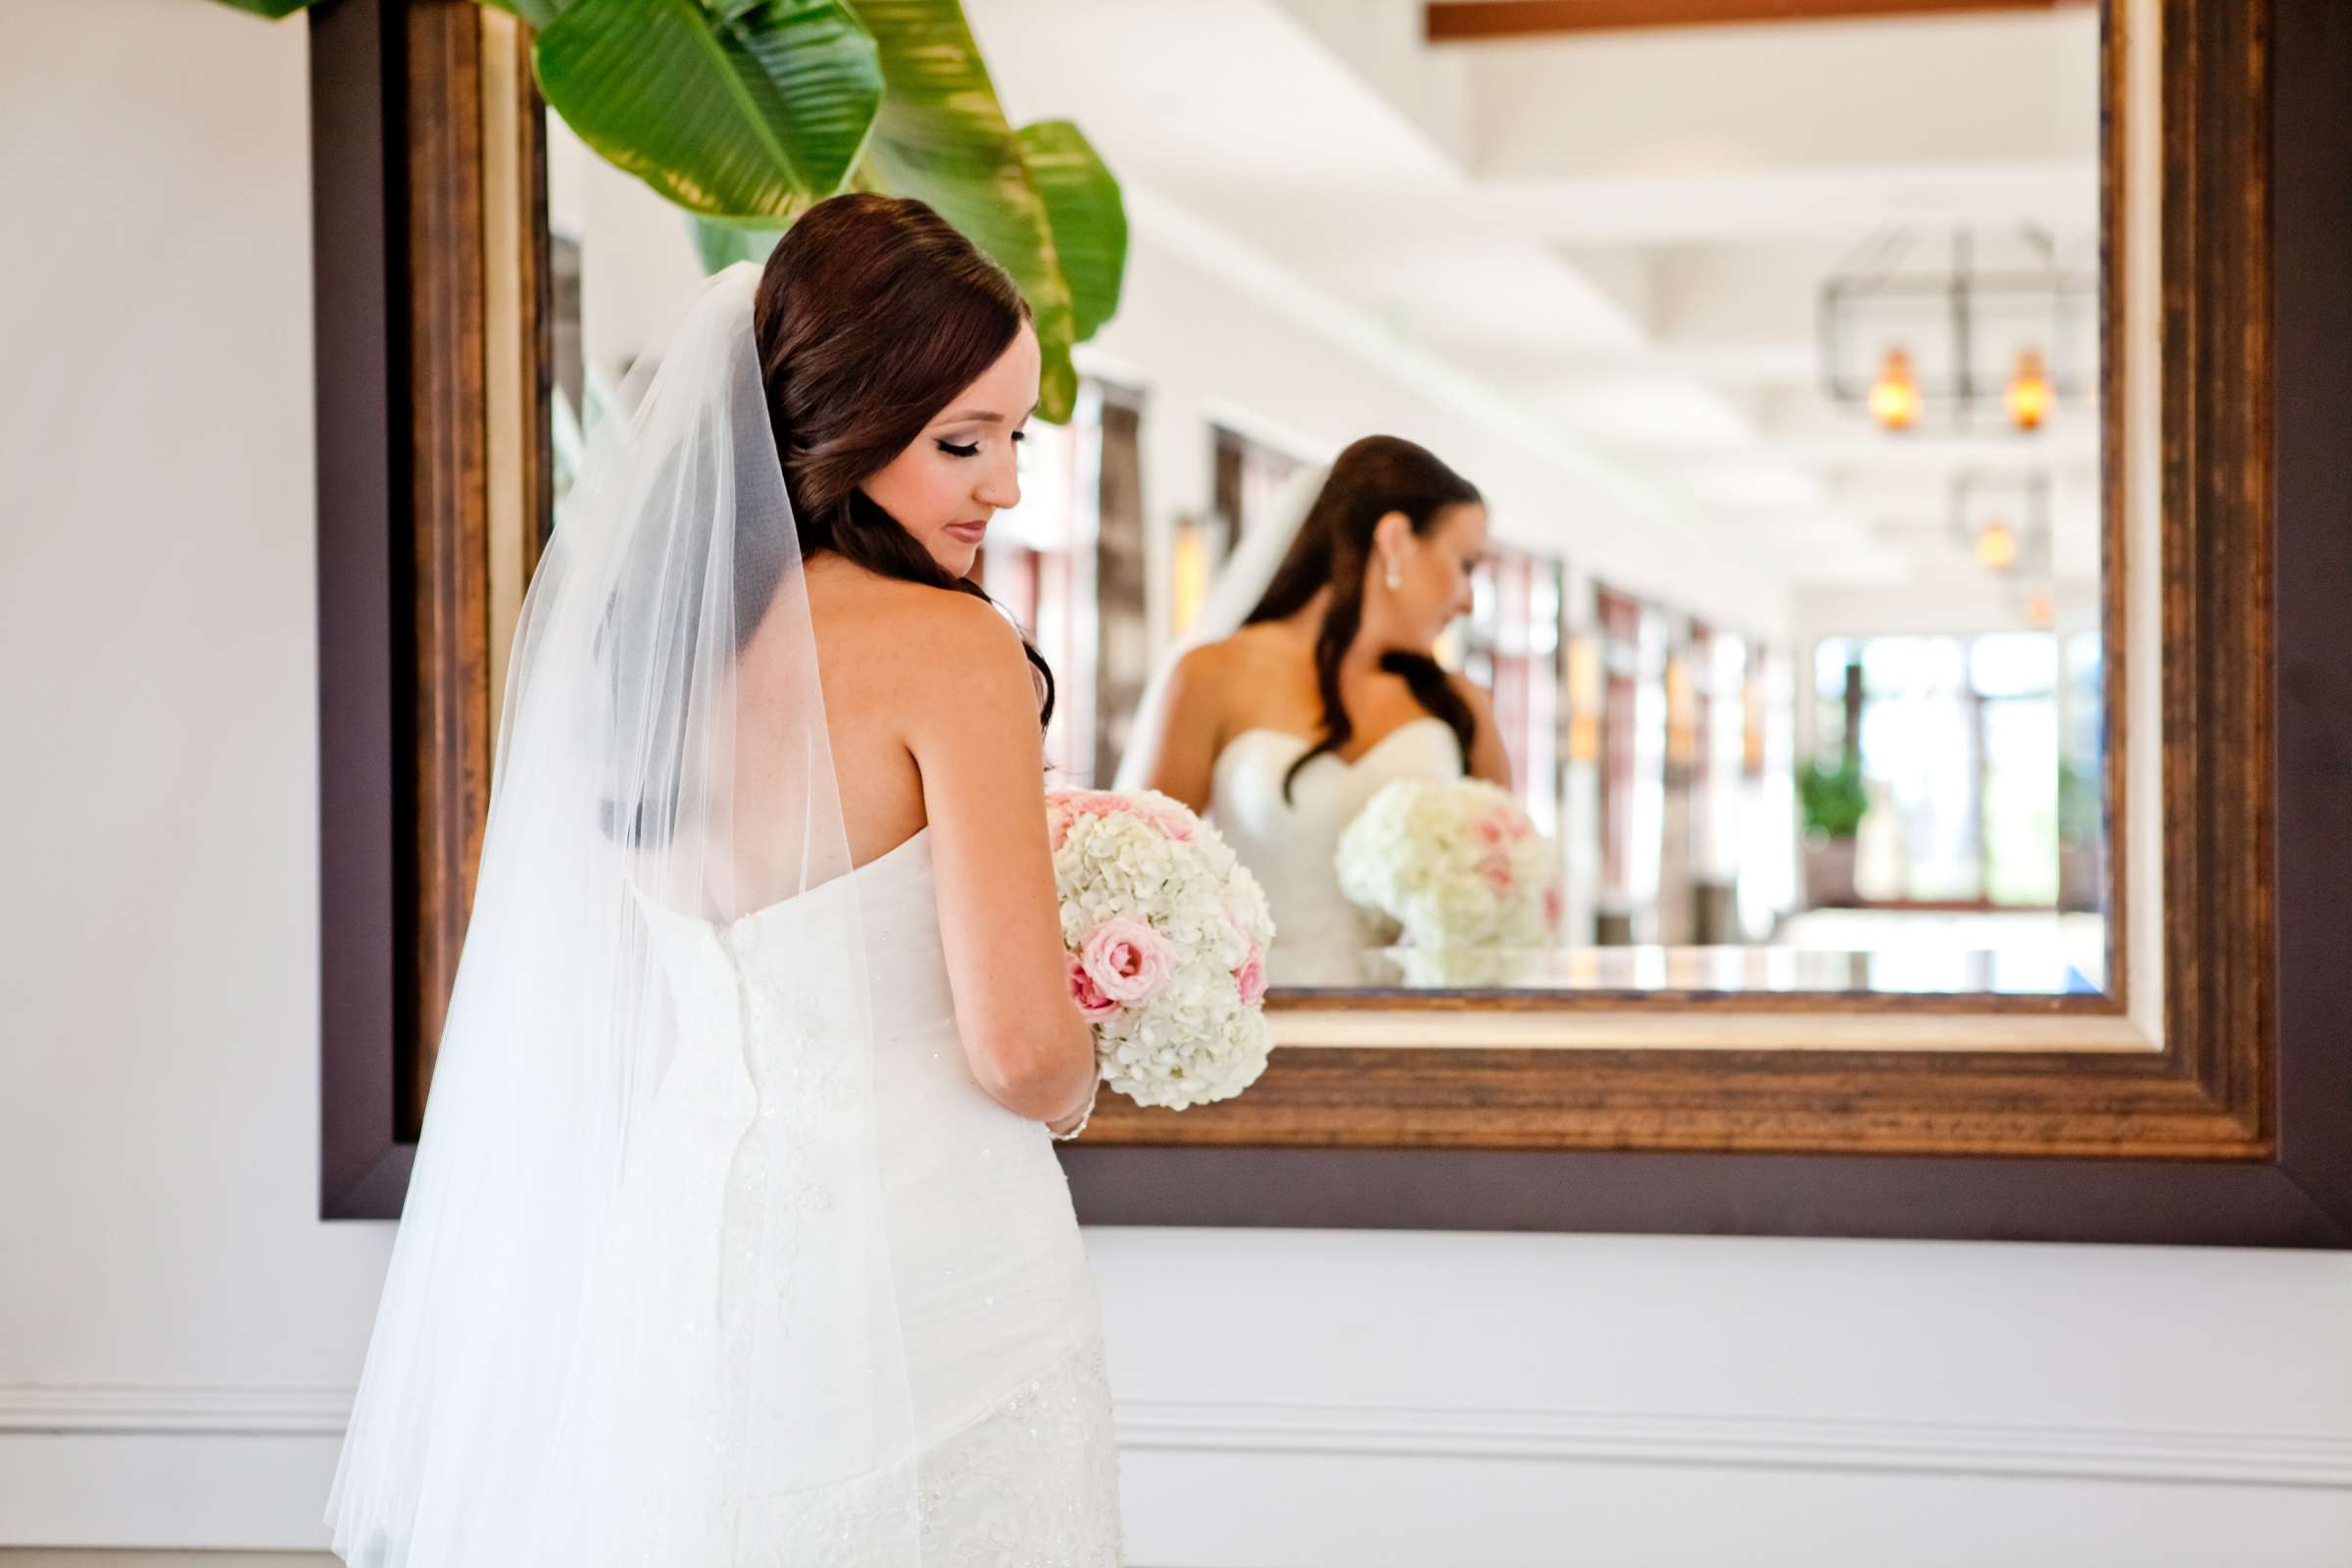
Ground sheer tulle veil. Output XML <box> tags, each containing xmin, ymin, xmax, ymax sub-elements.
<box><xmin>327</xmin><ymin>265</ymin><xmax>921</xmax><ymax>1564</ymax></box>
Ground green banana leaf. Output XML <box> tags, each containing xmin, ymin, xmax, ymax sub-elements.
<box><xmin>209</xmin><ymin>0</ymin><xmax>313</xmax><ymax>16</ymax></box>
<box><xmin>683</xmin><ymin>9</ymin><xmax>1128</xmax><ymax>424</ymax></box>
<box><xmin>536</xmin><ymin>0</ymin><xmax>880</xmax><ymax>220</ymax></box>
<box><xmin>849</xmin><ymin>0</ymin><xmax>1082</xmax><ymax>418</ymax></box>
<box><xmin>1013</xmin><ymin>119</ymin><xmax>1125</xmax><ymax>343</ymax></box>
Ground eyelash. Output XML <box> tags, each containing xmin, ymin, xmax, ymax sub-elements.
<box><xmin>936</xmin><ymin>432</ymin><xmax>1025</xmax><ymax>459</ymax></box>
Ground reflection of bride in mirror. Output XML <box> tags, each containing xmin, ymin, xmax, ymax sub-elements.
<box><xmin>1119</xmin><ymin>435</ymin><xmax>1509</xmax><ymax>976</ymax></box>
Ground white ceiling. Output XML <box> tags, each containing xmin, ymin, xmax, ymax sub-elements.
<box><xmin>966</xmin><ymin>0</ymin><xmax>2106</xmax><ymax>599</ymax></box>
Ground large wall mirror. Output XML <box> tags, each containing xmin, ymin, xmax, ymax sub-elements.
<box><xmin>543</xmin><ymin>5</ymin><xmax>2117</xmax><ymax>1009</ymax></box>
<box><xmin>318</xmin><ymin>0</ymin><xmax>2349</xmax><ymax>1245</ymax></box>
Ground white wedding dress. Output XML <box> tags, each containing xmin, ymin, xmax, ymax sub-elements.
<box><xmin>1207</xmin><ymin>716</ymin><xmax>1463</xmax><ymax>983</ymax></box>
<box><xmin>551</xmin><ymin>825</ymin><xmax>1122</xmax><ymax>1565</ymax></box>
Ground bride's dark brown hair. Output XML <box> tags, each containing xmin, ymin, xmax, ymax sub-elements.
<box><xmin>1243</xmin><ymin>434</ymin><xmax>1483</xmax><ymax>801</ymax></box>
<box><xmin>753</xmin><ymin>192</ymin><xmax>1054</xmax><ymax>723</ymax></box>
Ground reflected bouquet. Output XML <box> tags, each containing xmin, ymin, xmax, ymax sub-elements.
<box><xmin>1336</xmin><ymin>778</ymin><xmax>1562</xmax><ymax>949</ymax></box>
<box><xmin>1047</xmin><ymin>788</ymin><xmax>1276</xmax><ymax>1110</ymax></box>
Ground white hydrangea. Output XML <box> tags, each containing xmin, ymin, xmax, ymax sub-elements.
<box><xmin>1048</xmin><ymin>788</ymin><xmax>1276</xmax><ymax>1111</ymax></box>
<box><xmin>1334</xmin><ymin>778</ymin><xmax>1561</xmax><ymax>950</ymax></box>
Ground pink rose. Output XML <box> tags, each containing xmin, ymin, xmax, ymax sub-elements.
<box><xmin>1476</xmin><ymin>808</ymin><xmax>1531</xmax><ymax>847</ymax></box>
<box><xmin>1146</xmin><ymin>805</ymin><xmax>1196</xmax><ymax>842</ymax></box>
<box><xmin>1067</xmin><ymin>794</ymin><xmax>1131</xmax><ymax>824</ymax></box>
<box><xmin>1079</xmin><ymin>915</ymin><xmax>1175</xmax><ymax>1006</ymax></box>
<box><xmin>1479</xmin><ymin>853</ymin><xmax>1513</xmax><ymax>892</ymax></box>
<box><xmin>1543</xmin><ymin>882</ymin><xmax>1564</xmax><ymax>928</ymax></box>
<box><xmin>1049</xmin><ymin>789</ymin><xmax>1196</xmax><ymax>843</ymax></box>
<box><xmin>1065</xmin><ymin>952</ymin><xmax>1123</xmax><ymax>1022</ymax></box>
<box><xmin>1233</xmin><ymin>944</ymin><xmax>1267</xmax><ymax>1008</ymax></box>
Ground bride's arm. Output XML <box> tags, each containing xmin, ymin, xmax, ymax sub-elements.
<box><xmin>905</xmin><ymin>595</ymin><xmax>1098</xmax><ymax>1128</ymax></box>
<box><xmin>1120</xmin><ymin>645</ymin><xmax>1223</xmax><ymax>812</ymax></box>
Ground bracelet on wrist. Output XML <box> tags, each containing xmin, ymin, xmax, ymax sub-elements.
<box><xmin>1050</xmin><ymin>1083</ymin><xmax>1100</xmax><ymax>1143</ymax></box>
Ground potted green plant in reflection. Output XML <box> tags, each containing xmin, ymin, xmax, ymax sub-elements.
<box><xmin>1797</xmin><ymin>757</ymin><xmax>1869</xmax><ymax>908</ymax></box>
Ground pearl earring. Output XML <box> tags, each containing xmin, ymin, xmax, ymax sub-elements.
<box><xmin>1384</xmin><ymin>557</ymin><xmax>1402</xmax><ymax>592</ymax></box>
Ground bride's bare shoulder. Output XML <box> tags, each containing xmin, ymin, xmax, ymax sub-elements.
<box><xmin>1186</xmin><ymin>623</ymin><xmax>1293</xmax><ymax>674</ymax></box>
<box><xmin>1150</xmin><ymin>627</ymin><xmax>1301</xmax><ymax>747</ymax></box>
<box><xmin>806</xmin><ymin>558</ymin><xmax>1031</xmax><ymax>700</ymax></box>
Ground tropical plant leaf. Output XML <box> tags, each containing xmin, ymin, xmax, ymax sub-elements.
<box><xmin>848</xmin><ymin>0</ymin><xmax>1081</xmax><ymax>419</ymax></box>
<box><xmin>207</xmin><ymin>0</ymin><xmax>314</xmax><ymax>16</ymax></box>
<box><xmin>536</xmin><ymin>0</ymin><xmax>880</xmax><ymax>220</ymax></box>
<box><xmin>1014</xmin><ymin>119</ymin><xmax>1125</xmax><ymax>343</ymax></box>
<box><xmin>531</xmin><ymin>0</ymin><xmax>1127</xmax><ymax>425</ymax></box>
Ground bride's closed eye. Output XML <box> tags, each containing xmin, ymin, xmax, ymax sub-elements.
<box><xmin>936</xmin><ymin>430</ymin><xmax>1026</xmax><ymax>459</ymax></box>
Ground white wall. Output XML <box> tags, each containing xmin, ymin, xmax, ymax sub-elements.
<box><xmin>0</xmin><ymin>0</ymin><xmax>392</xmax><ymax>1544</ymax></box>
<box><xmin>4</xmin><ymin>5</ymin><xmax>2351</xmax><ymax>1563</ymax></box>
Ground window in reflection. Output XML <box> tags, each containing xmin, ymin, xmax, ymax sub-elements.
<box><xmin>1091</xmin><ymin>391</ymin><xmax>1149</xmax><ymax>788</ymax></box>
<box><xmin>1595</xmin><ymin>586</ymin><xmax>1667</xmax><ymax>945</ymax></box>
<box><xmin>1463</xmin><ymin>549</ymin><xmax>1561</xmax><ymax>839</ymax></box>
<box><xmin>1738</xmin><ymin>647</ymin><xmax>1800</xmax><ymax>943</ymax></box>
<box><xmin>1812</xmin><ymin>631</ymin><xmax>2079</xmax><ymax>912</ymax></box>
<box><xmin>1776</xmin><ymin>631</ymin><xmax>2104</xmax><ymax>987</ymax></box>
<box><xmin>1167</xmin><ymin>521</ymin><xmax>1219</xmax><ymax>643</ymax></box>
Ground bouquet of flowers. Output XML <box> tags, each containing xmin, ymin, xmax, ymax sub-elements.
<box><xmin>1335</xmin><ymin>778</ymin><xmax>1562</xmax><ymax>950</ymax></box>
<box><xmin>1047</xmin><ymin>788</ymin><xmax>1276</xmax><ymax>1110</ymax></box>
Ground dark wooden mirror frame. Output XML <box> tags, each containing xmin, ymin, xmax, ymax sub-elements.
<box><xmin>318</xmin><ymin>0</ymin><xmax>2352</xmax><ymax>1244</ymax></box>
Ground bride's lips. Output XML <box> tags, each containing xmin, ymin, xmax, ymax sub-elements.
<box><xmin>944</xmin><ymin>519</ymin><xmax>989</xmax><ymax>545</ymax></box>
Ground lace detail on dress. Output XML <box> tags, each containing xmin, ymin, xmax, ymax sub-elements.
<box><xmin>724</xmin><ymin>949</ymin><xmax>860</xmax><ymax>1299</ymax></box>
<box><xmin>918</xmin><ymin>1337</ymin><xmax>1122</xmax><ymax>1567</ymax></box>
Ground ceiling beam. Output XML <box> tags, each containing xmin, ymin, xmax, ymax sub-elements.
<box><xmin>1426</xmin><ymin>0</ymin><xmax>2090</xmax><ymax>43</ymax></box>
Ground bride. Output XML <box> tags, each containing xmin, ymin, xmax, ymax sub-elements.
<box><xmin>1120</xmin><ymin>436</ymin><xmax>1510</xmax><ymax>979</ymax></box>
<box><xmin>329</xmin><ymin>195</ymin><xmax>1119</xmax><ymax>1565</ymax></box>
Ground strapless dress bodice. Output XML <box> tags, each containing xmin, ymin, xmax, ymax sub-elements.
<box><xmin>1206</xmin><ymin>716</ymin><xmax>1464</xmax><ymax>982</ymax></box>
